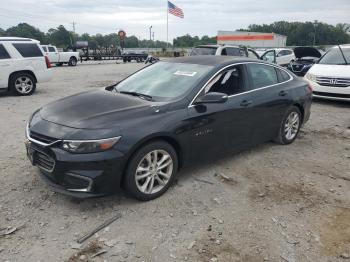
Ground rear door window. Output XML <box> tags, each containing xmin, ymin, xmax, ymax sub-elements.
<box><xmin>12</xmin><ymin>43</ymin><xmax>43</xmax><ymax>57</ymax></box>
<box><xmin>0</xmin><ymin>44</ymin><xmax>11</xmax><ymax>59</ymax></box>
<box><xmin>48</xmin><ymin>46</ymin><xmax>55</xmax><ymax>52</ymax></box>
<box><xmin>205</xmin><ymin>65</ymin><xmax>246</xmax><ymax>96</ymax></box>
<box><xmin>246</xmin><ymin>63</ymin><xmax>278</xmax><ymax>90</ymax></box>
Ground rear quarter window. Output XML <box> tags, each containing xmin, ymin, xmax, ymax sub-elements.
<box><xmin>13</xmin><ymin>43</ymin><xmax>43</xmax><ymax>58</ymax></box>
<box><xmin>277</xmin><ymin>68</ymin><xmax>291</xmax><ymax>82</ymax></box>
<box><xmin>0</xmin><ymin>44</ymin><xmax>11</xmax><ymax>59</ymax></box>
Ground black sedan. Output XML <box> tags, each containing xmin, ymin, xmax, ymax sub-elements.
<box><xmin>25</xmin><ymin>56</ymin><xmax>312</xmax><ymax>201</ymax></box>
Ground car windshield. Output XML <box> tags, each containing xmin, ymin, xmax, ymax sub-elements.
<box><xmin>318</xmin><ymin>46</ymin><xmax>349</xmax><ymax>65</ymax></box>
<box><xmin>115</xmin><ymin>62</ymin><xmax>213</xmax><ymax>101</ymax></box>
<box><xmin>190</xmin><ymin>47</ymin><xmax>217</xmax><ymax>56</ymax></box>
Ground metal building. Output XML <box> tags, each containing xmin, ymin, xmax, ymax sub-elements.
<box><xmin>217</xmin><ymin>31</ymin><xmax>287</xmax><ymax>48</ymax></box>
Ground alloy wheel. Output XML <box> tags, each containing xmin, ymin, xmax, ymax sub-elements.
<box><xmin>284</xmin><ymin>112</ymin><xmax>300</xmax><ymax>140</ymax></box>
<box><xmin>135</xmin><ymin>150</ymin><xmax>173</xmax><ymax>194</ymax></box>
<box><xmin>15</xmin><ymin>76</ymin><xmax>33</xmax><ymax>94</ymax></box>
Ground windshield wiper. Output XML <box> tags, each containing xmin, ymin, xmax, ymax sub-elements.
<box><xmin>119</xmin><ymin>91</ymin><xmax>153</xmax><ymax>101</ymax></box>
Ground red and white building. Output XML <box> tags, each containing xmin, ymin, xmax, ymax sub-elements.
<box><xmin>217</xmin><ymin>31</ymin><xmax>287</xmax><ymax>48</ymax></box>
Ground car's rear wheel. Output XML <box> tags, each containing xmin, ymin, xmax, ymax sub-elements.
<box><xmin>68</xmin><ymin>57</ymin><xmax>77</xmax><ymax>66</ymax></box>
<box><xmin>10</xmin><ymin>73</ymin><xmax>36</xmax><ymax>96</ymax></box>
<box><xmin>274</xmin><ymin>106</ymin><xmax>302</xmax><ymax>145</ymax></box>
<box><xmin>124</xmin><ymin>141</ymin><xmax>178</xmax><ymax>201</ymax></box>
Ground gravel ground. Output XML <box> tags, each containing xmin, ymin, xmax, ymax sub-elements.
<box><xmin>0</xmin><ymin>61</ymin><xmax>349</xmax><ymax>262</ymax></box>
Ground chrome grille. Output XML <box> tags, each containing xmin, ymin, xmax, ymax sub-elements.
<box><xmin>292</xmin><ymin>64</ymin><xmax>304</xmax><ymax>72</ymax></box>
<box><xmin>36</xmin><ymin>151</ymin><xmax>55</xmax><ymax>172</ymax></box>
<box><xmin>316</xmin><ymin>76</ymin><xmax>350</xmax><ymax>87</ymax></box>
<box><xmin>30</xmin><ymin>131</ymin><xmax>57</xmax><ymax>144</ymax></box>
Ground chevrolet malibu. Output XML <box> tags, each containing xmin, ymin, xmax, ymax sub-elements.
<box><xmin>25</xmin><ymin>56</ymin><xmax>312</xmax><ymax>201</ymax></box>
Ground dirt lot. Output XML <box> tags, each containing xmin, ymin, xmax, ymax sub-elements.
<box><xmin>0</xmin><ymin>61</ymin><xmax>349</xmax><ymax>262</ymax></box>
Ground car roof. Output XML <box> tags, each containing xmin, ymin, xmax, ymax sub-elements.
<box><xmin>266</xmin><ymin>48</ymin><xmax>293</xmax><ymax>51</ymax></box>
<box><xmin>0</xmin><ymin>37</ymin><xmax>39</xmax><ymax>43</ymax></box>
<box><xmin>167</xmin><ymin>55</ymin><xmax>263</xmax><ymax>67</ymax></box>
<box><xmin>195</xmin><ymin>44</ymin><xmax>241</xmax><ymax>48</ymax></box>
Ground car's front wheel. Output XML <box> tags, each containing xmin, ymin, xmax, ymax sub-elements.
<box><xmin>275</xmin><ymin>106</ymin><xmax>302</xmax><ymax>145</ymax></box>
<box><xmin>124</xmin><ymin>141</ymin><xmax>178</xmax><ymax>201</ymax></box>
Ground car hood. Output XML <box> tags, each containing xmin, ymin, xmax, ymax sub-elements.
<box><xmin>39</xmin><ymin>90</ymin><xmax>160</xmax><ymax>129</ymax></box>
<box><xmin>307</xmin><ymin>64</ymin><xmax>350</xmax><ymax>77</ymax></box>
<box><xmin>294</xmin><ymin>47</ymin><xmax>321</xmax><ymax>59</ymax></box>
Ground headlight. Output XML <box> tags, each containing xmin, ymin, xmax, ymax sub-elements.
<box><xmin>305</xmin><ymin>73</ymin><xmax>316</xmax><ymax>82</ymax></box>
<box><xmin>62</xmin><ymin>136</ymin><xmax>121</xmax><ymax>153</ymax></box>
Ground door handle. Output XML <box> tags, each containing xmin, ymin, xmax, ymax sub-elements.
<box><xmin>240</xmin><ymin>100</ymin><xmax>252</xmax><ymax>107</ymax></box>
<box><xmin>279</xmin><ymin>90</ymin><xmax>288</xmax><ymax>96</ymax></box>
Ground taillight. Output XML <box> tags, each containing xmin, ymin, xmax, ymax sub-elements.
<box><xmin>45</xmin><ymin>56</ymin><xmax>51</xmax><ymax>68</ymax></box>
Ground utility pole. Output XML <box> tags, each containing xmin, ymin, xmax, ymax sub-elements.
<box><xmin>70</xmin><ymin>21</ymin><xmax>76</xmax><ymax>48</ymax></box>
<box><xmin>72</xmin><ymin>21</ymin><xmax>76</xmax><ymax>34</ymax></box>
<box><xmin>313</xmin><ymin>21</ymin><xmax>317</xmax><ymax>46</ymax></box>
<box><xmin>152</xmin><ymin>32</ymin><xmax>155</xmax><ymax>41</ymax></box>
<box><xmin>149</xmin><ymin>26</ymin><xmax>153</xmax><ymax>41</ymax></box>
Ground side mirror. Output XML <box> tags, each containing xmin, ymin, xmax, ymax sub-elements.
<box><xmin>194</xmin><ymin>92</ymin><xmax>228</xmax><ymax>105</ymax></box>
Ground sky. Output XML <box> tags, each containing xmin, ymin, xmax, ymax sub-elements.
<box><xmin>0</xmin><ymin>0</ymin><xmax>349</xmax><ymax>42</ymax></box>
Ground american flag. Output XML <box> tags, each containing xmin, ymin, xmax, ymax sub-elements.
<box><xmin>168</xmin><ymin>1</ymin><xmax>184</xmax><ymax>18</ymax></box>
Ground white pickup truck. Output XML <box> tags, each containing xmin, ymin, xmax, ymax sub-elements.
<box><xmin>41</xmin><ymin>45</ymin><xmax>79</xmax><ymax>66</ymax></box>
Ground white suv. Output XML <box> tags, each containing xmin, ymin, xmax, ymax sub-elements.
<box><xmin>305</xmin><ymin>45</ymin><xmax>350</xmax><ymax>101</ymax></box>
<box><xmin>0</xmin><ymin>37</ymin><xmax>53</xmax><ymax>96</ymax></box>
<box><xmin>261</xmin><ymin>48</ymin><xmax>295</xmax><ymax>66</ymax></box>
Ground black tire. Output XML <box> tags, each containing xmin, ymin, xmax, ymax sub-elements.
<box><xmin>123</xmin><ymin>141</ymin><xmax>178</xmax><ymax>201</ymax></box>
<box><xmin>274</xmin><ymin>106</ymin><xmax>302</xmax><ymax>145</ymax></box>
<box><xmin>68</xmin><ymin>57</ymin><xmax>77</xmax><ymax>66</ymax></box>
<box><xmin>9</xmin><ymin>72</ymin><xmax>36</xmax><ymax>96</ymax></box>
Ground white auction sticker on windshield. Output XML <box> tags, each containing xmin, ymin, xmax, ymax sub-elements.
<box><xmin>174</xmin><ymin>71</ymin><xmax>197</xmax><ymax>77</ymax></box>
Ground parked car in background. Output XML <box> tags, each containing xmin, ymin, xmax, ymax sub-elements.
<box><xmin>287</xmin><ymin>47</ymin><xmax>322</xmax><ymax>76</ymax></box>
<box><xmin>261</xmin><ymin>48</ymin><xmax>295</xmax><ymax>66</ymax></box>
<box><xmin>41</xmin><ymin>45</ymin><xmax>79</xmax><ymax>66</ymax></box>
<box><xmin>305</xmin><ymin>45</ymin><xmax>350</xmax><ymax>101</ymax></box>
<box><xmin>190</xmin><ymin>45</ymin><xmax>261</xmax><ymax>60</ymax></box>
<box><xmin>0</xmin><ymin>37</ymin><xmax>52</xmax><ymax>96</ymax></box>
<box><xmin>25</xmin><ymin>56</ymin><xmax>312</xmax><ymax>200</ymax></box>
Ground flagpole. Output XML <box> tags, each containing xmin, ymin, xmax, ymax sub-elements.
<box><xmin>166</xmin><ymin>1</ymin><xmax>169</xmax><ymax>48</ymax></box>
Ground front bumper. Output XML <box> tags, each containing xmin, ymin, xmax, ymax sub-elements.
<box><xmin>305</xmin><ymin>79</ymin><xmax>350</xmax><ymax>101</ymax></box>
<box><xmin>25</xmin><ymin>136</ymin><xmax>127</xmax><ymax>198</ymax></box>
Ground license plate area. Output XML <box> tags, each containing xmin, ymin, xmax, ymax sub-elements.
<box><xmin>25</xmin><ymin>141</ymin><xmax>55</xmax><ymax>172</ymax></box>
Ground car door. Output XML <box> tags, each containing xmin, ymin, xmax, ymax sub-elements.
<box><xmin>261</xmin><ymin>50</ymin><xmax>276</xmax><ymax>64</ymax></box>
<box><xmin>245</xmin><ymin>63</ymin><xmax>292</xmax><ymax>143</ymax></box>
<box><xmin>277</xmin><ymin>50</ymin><xmax>295</xmax><ymax>66</ymax></box>
<box><xmin>0</xmin><ymin>43</ymin><xmax>13</xmax><ymax>89</ymax></box>
<box><xmin>187</xmin><ymin>64</ymin><xmax>254</xmax><ymax>158</ymax></box>
<box><xmin>47</xmin><ymin>46</ymin><xmax>59</xmax><ymax>63</ymax></box>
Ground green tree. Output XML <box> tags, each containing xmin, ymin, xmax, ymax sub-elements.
<box><xmin>6</xmin><ymin>23</ymin><xmax>45</xmax><ymax>42</ymax></box>
<box><xmin>246</xmin><ymin>21</ymin><xmax>350</xmax><ymax>45</ymax></box>
<box><xmin>47</xmin><ymin>25</ymin><xmax>72</xmax><ymax>48</ymax></box>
